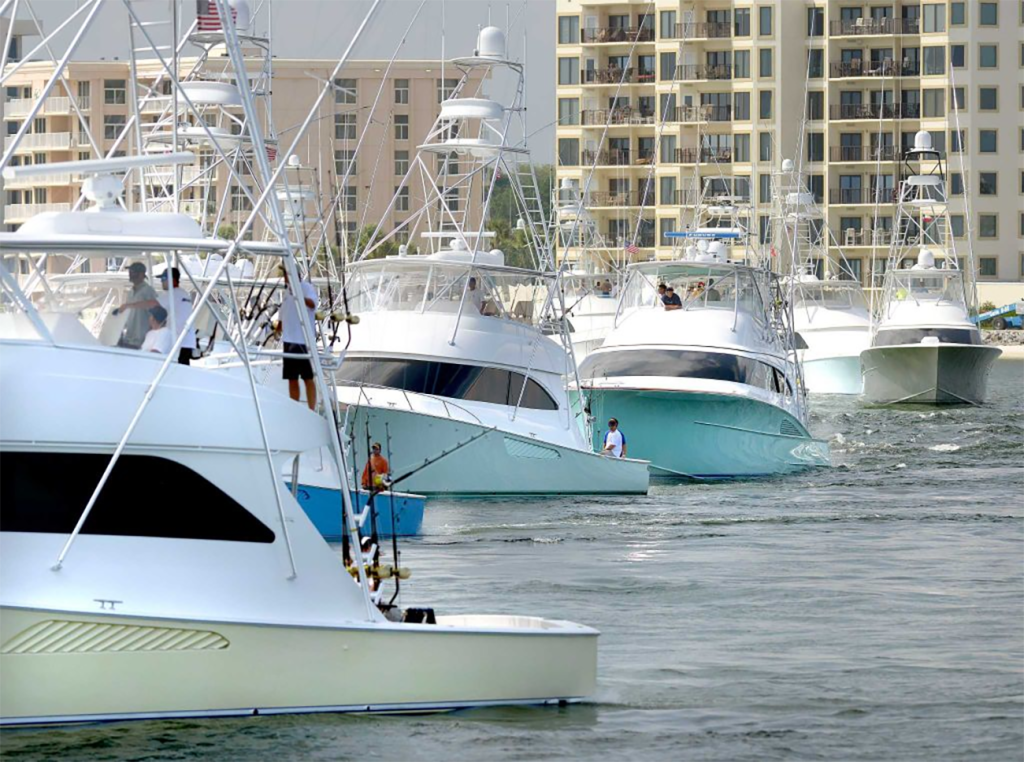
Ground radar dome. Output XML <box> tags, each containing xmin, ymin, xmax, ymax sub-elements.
<box><xmin>476</xmin><ymin>26</ymin><xmax>506</xmax><ymax>59</ymax></box>
<box><xmin>913</xmin><ymin>130</ymin><xmax>932</xmax><ymax>151</ymax></box>
<box><xmin>915</xmin><ymin>248</ymin><xmax>936</xmax><ymax>269</ymax></box>
<box><xmin>781</xmin><ymin>158</ymin><xmax>794</xmax><ymax>172</ymax></box>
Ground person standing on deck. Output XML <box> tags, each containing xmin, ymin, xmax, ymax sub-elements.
<box><xmin>158</xmin><ymin>267</ymin><xmax>196</xmax><ymax>365</ymax></box>
<box><xmin>279</xmin><ymin>266</ymin><xmax>318</xmax><ymax>410</ymax></box>
<box><xmin>361</xmin><ymin>442</ymin><xmax>390</xmax><ymax>491</ymax></box>
<box><xmin>602</xmin><ymin>418</ymin><xmax>627</xmax><ymax>458</ymax></box>
<box><xmin>114</xmin><ymin>262</ymin><xmax>159</xmax><ymax>349</ymax></box>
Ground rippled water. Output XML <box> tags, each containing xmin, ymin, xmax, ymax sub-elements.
<box><xmin>4</xmin><ymin>361</ymin><xmax>1022</xmax><ymax>761</ymax></box>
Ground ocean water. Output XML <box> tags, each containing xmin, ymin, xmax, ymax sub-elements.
<box><xmin>3</xmin><ymin>361</ymin><xmax>1022</xmax><ymax>761</ymax></box>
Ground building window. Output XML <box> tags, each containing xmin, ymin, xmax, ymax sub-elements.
<box><xmin>759</xmin><ymin>90</ymin><xmax>772</xmax><ymax>119</ymax></box>
<box><xmin>558</xmin><ymin>58</ymin><xmax>579</xmax><ymax>86</ymax></box>
<box><xmin>979</xmin><ymin>87</ymin><xmax>998</xmax><ymax>111</ymax></box>
<box><xmin>758</xmin><ymin>6</ymin><xmax>772</xmax><ymax>36</ymax></box>
<box><xmin>394</xmin><ymin>79</ymin><xmax>409</xmax><ymax>105</ymax></box>
<box><xmin>980</xmin><ymin>130</ymin><xmax>998</xmax><ymax>153</ymax></box>
<box><xmin>807</xmin><ymin>132</ymin><xmax>824</xmax><ymax>162</ymax></box>
<box><xmin>395</xmin><ymin>186</ymin><xmax>410</xmax><ymax>212</ymax></box>
<box><xmin>807</xmin><ymin>49</ymin><xmax>823</xmax><ymax>79</ymax></box>
<box><xmin>103</xmin><ymin>79</ymin><xmax>126</xmax><ymax>105</ymax></box>
<box><xmin>979</xmin><ymin>214</ymin><xmax>997</xmax><ymax>238</ymax></box>
<box><xmin>334</xmin><ymin>78</ymin><xmax>356</xmax><ymax>105</ymax></box>
<box><xmin>659</xmin><ymin>10</ymin><xmax>677</xmax><ymax>38</ymax></box>
<box><xmin>734</xmin><ymin>134</ymin><xmax>750</xmax><ymax>162</ymax></box>
<box><xmin>436</xmin><ymin>78</ymin><xmax>459</xmax><ymax>103</ymax></box>
<box><xmin>759</xmin><ymin>48</ymin><xmax>773</xmax><ymax>78</ymax></box>
<box><xmin>334</xmin><ymin>112</ymin><xmax>356</xmax><ymax>140</ymax></box>
<box><xmin>980</xmin><ymin>172</ymin><xmax>998</xmax><ymax>195</ymax></box>
<box><xmin>950</xmin><ymin>172</ymin><xmax>964</xmax><ymax>196</ymax></box>
<box><xmin>922</xmin><ymin>46</ymin><xmax>945</xmax><ymax>75</ymax></box>
<box><xmin>951</xmin><ymin>86</ymin><xmax>966</xmax><ymax>110</ymax></box>
<box><xmin>950</xmin><ymin>2</ymin><xmax>966</xmax><ymax>24</ymax></box>
<box><xmin>951</xmin><ymin>45</ymin><xmax>965</xmax><ymax>68</ymax></box>
<box><xmin>950</xmin><ymin>215</ymin><xmax>965</xmax><ymax>238</ymax></box>
<box><xmin>979</xmin><ymin>2</ymin><xmax>998</xmax><ymax>25</ymax></box>
<box><xmin>922</xmin><ymin>88</ymin><xmax>944</xmax><ymax>118</ymax></box>
<box><xmin>734</xmin><ymin>8</ymin><xmax>750</xmax><ymax>36</ymax></box>
<box><xmin>558</xmin><ymin>15</ymin><xmax>579</xmax><ymax>44</ymax></box>
<box><xmin>807</xmin><ymin>91</ymin><xmax>824</xmax><ymax>120</ymax></box>
<box><xmin>758</xmin><ymin>132</ymin><xmax>772</xmax><ymax>162</ymax></box>
<box><xmin>342</xmin><ymin>186</ymin><xmax>357</xmax><ymax>212</ymax></box>
<box><xmin>951</xmin><ymin>129</ymin><xmax>966</xmax><ymax>153</ymax></box>
<box><xmin>733</xmin><ymin>50</ymin><xmax>750</xmax><ymax>79</ymax></box>
<box><xmin>558</xmin><ymin>97</ymin><xmax>579</xmax><ymax>126</ymax></box>
<box><xmin>394</xmin><ymin>150</ymin><xmax>409</xmax><ymax>176</ymax></box>
<box><xmin>979</xmin><ymin>45</ymin><xmax>998</xmax><ymax>68</ymax></box>
<box><xmin>734</xmin><ymin>92</ymin><xmax>750</xmax><ymax>121</ymax></box>
<box><xmin>922</xmin><ymin>4</ymin><xmax>945</xmax><ymax>32</ymax></box>
<box><xmin>103</xmin><ymin>113</ymin><xmax>126</xmax><ymax>140</ymax></box>
<box><xmin>659</xmin><ymin>217</ymin><xmax>677</xmax><ymax>245</ymax></box>
<box><xmin>979</xmin><ymin>258</ymin><xmax>998</xmax><ymax>277</ymax></box>
<box><xmin>558</xmin><ymin>138</ymin><xmax>579</xmax><ymax>167</ymax></box>
<box><xmin>230</xmin><ymin>185</ymin><xmax>253</xmax><ymax>212</ymax></box>
<box><xmin>394</xmin><ymin>114</ymin><xmax>409</xmax><ymax>141</ymax></box>
<box><xmin>334</xmin><ymin>149</ymin><xmax>356</xmax><ymax>176</ymax></box>
<box><xmin>807</xmin><ymin>7</ymin><xmax>824</xmax><ymax>36</ymax></box>
<box><xmin>808</xmin><ymin>174</ymin><xmax>824</xmax><ymax>203</ymax></box>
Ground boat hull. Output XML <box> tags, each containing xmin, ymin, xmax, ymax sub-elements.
<box><xmin>801</xmin><ymin>353</ymin><xmax>864</xmax><ymax>395</ymax></box>
<box><xmin>860</xmin><ymin>343</ymin><xmax>1002</xmax><ymax>405</ymax></box>
<box><xmin>0</xmin><ymin>607</ymin><xmax>597</xmax><ymax>725</ymax></box>
<box><xmin>587</xmin><ymin>389</ymin><xmax>830</xmax><ymax>478</ymax></box>
<box><xmin>287</xmin><ymin>485</ymin><xmax>425</xmax><ymax>539</ymax></box>
<box><xmin>343</xmin><ymin>404</ymin><xmax>649</xmax><ymax>495</ymax></box>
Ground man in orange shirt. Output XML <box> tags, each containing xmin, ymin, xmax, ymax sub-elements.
<box><xmin>361</xmin><ymin>442</ymin><xmax>390</xmax><ymax>491</ymax></box>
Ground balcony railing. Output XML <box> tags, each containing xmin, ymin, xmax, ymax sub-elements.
<box><xmin>839</xmin><ymin>227</ymin><xmax>894</xmax><ymax>247</ymax></box>
<box><xmin>829</xmin><ymin>18</ymin><xmax>919</xmax><ymax>36</ymax></box>
<box><xmin>829</xmin><ymin>187</ymin><xmax>898</xmax><ymax>205</ymax></box>
<box><xmin>674</xmin><ymin>63</ymin><xmax>733</xmax><ymax>81</ymax></box>
<box><xmin>609</xmin><ymin>234</ymin><xmax>656</xmax><ymax>249</ymax></box>
<box><xmin>588</xmin><ymin>190</ymin><xmax>657</xmax><ymax>207</ymax></box>
<box><xmin>4</xmin><ymin>132</ymin><xmax>72</xmax><ymax>151</ymax></box>
<box><xmin>829</xmin><ymin>103</ymin><xmax>919</xmax><ymax>120</ymax></box>
<box><xmin>675</xmin><ymin>21</ymin><xmax>732</xmax><ymax>39</ymax></box>
<box><xmin>2</xmin><ymin>96</ymin><xmax>89</xmax><ymax>118</ymax></box>
<box><xmin>582</xmin><ymin>26</ymin><xmax>654</xmax><ymax>44</ymax></box>
<box><xmin>829</xmin><ymin>145</ymin><xmax>901</xmax><ymax>162</ymax></box>
<box><xmin>4</xmin><ymin>203</ymin><xmax>73</xmax><ymax>220</ymax></box>
<box><xmin>829</xmin><ymin>60</ymin><xmax>919</xmax><ymax>78</ymax></box>
<box><xmin>673</xmin><ymin>147</ymin><xmax>734</xmax><ymax>164</ymax></box>
<box><xmin>582</xmin><ymin>149</ymin><xmax>637</xmax><ymax>166</ymax></box>
<box><xmin>668</xmin><ymin>189</ymin><xmax>702</xmax><ymax>205</ymax></box>
<box><xmin>663</xmin><ymin>104</ymin><xmax>728</xmax><ymax>123</ymax></box>
<box><xmin>581</xmin><ymin>108</ymin><xmax>655</xmax><ymax>126</ymax></box>
<box><xmin>582</xmin><ymin>67</ymin><xmax>656</xmax><ymax>85</ymax></box>
<box><xmin>3</xmin><ymin>171</ymin><xmax>74</xmax><ymax>187</ymax></box>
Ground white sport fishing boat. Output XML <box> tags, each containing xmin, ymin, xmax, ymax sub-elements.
<box><xmin>579</xmin><ymin>226</ymin><xmax>830</xmax><ymax>479</ymax></box>
<box><xmin>333</xmin><ymin>27</ymin><xmax>649</xmax><ymax>495</ymax></box>
<box><xmin>772</xmin><ymin>160</ymin><xmax>872</xmax><ymax>394</ymax></box>
<box><xmin>861</xmin><ymin>132</ymin><xmax>1001</xmax><ymax>404</ymax></box>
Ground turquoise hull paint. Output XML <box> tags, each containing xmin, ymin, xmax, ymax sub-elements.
<box><xmin>588</xmin><ymin>389</ymin><xmax>830</xmax><ymax>478</ymax></box>
<box><xmin>286</xmin><ymin>483</ymin><xmax>425</xmax><ymax>539</ymax></box>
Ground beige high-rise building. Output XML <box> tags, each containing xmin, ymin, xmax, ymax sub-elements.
<box><xmin>3</xmin><ymin>55</ymin><xmax>482</xmax><ymax>255</ymax></box>
<box><xmin>555</xmin><ymin>0</ymin><xmax>1024</xmax><ymax>303</ymax></box>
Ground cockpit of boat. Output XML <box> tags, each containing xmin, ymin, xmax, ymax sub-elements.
<box><xmin>886</xmin><ymin>268</ymin><xmax>967</xmax><ymax>307</ymax></box>
<box><xmin>793</xmin><ymin>281</ymin><xmax>869</xmax><ymax>312</ymax></box>
<box><xmin>616</xmin><ymin>262</ymin><xmax>769</xmax><ymax>320</ymax></box>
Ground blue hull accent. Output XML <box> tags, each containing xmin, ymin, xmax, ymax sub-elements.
<box><xmin>589</xmin><ymin>390</ymin><xmax>830</xmax><ymax>478</ymax></box>
<box><xmin>286</xmin><ymin>483</ymin><xmax>425</xmax><ymax>539</ymax></box>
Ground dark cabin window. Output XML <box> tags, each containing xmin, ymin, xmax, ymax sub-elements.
<box><xmin>336</xmin><ymin>358</ymin><xmax>558</xmax><ymax>410</ymax></box>
<box><xmin>875</xmin><ymin>327</ymin><xmax>980</xmax><ymax>346</ymax></box>
<box><xmin>1</xmin><ymin>452</ymin><xmax>275</xmax><ymax>543</ymax></box>
<box><xmin>579</xmin><ymin>349</ymin><xmax>790</xmax><ymax>393</ymax></box>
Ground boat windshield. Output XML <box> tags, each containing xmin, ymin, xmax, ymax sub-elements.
<box><xmin>347</xmin><ymin>260</ymin><xmax>553</xmax><ymax>326</ymax></box>
<box><xmin>887</xmin><ymin>269</ymin><xmax>966</xmax><ymax>307</ymax></box>
<box><xmin>793</xmin><ymin>282</ymin><xmax>868</xmax><ymax>311</ymax></box>
<box><xmin>617</xmin><ymin>263</ymin><xmax>767</xmax><ymax>319</ymax></box>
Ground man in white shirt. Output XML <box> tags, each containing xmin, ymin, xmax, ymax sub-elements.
<box><xmin>602</xmin><ymin>417</ymin><xmax>627</xmax><ymax>458</ymax></box>
<box><xmin>158</xmin><ymin>267</ymin><xmax>196</xmax><ymax>365</ymax></box>
<box><xmin>140</xmin><ymin>305</ymin><xmax>173</xmax><ymax>355</ymax></box>
<box><xmin>279</xmin><ymin>267</ymin><xmax>319</xmax><ymax>410</ymax></box>
<box><xmin>467</xmin><ymin>276</ymin><xmax>484</xmax><ymax>314</ymax></box>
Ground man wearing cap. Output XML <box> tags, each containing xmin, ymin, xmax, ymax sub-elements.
<box><xmin>361</xmin><ymin>442</ymin><xmax>390</xmax><ymax>491</ymax></box>
<box><xmin>602</xmin><ymin>418</ymin><xmax>627</xmax><ymax>458</ymax></box>
<box><xmin>661</xmin><ymin>285</ymin><xmax>683</xmax><ymax>311</ymax></box>
<box><xmin>113</xmin><ymin>262</ymin><xmax>159</xmax><ymax>349</ymax></box>
<box><xmin>279</xmin><ymin>266</ymin><xmax>318</xmax><ymax>410</ymax></box>
<box><xmin>158</xmin><ymin>267</ymin><xmax>196</xmax><ymax>365</ymax></box>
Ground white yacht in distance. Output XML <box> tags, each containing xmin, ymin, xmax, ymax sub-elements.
<box><xmin>861</xmin><ymin>132</ymin><xmax>1001</xmax><ymax>404</ymax></box>
<box><xmin>332</xmin><ymin>27</ymin><xmax>649</xmax><ymax>495</ymax></box>
<box><xmin>579</xmin><ymin>233</ymin><xmax>830</xmax><ymax>479</ymax></box>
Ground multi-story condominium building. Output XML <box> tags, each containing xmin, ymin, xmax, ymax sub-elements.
<box><xmin>3</xmin><ymin>55</ymin><xmax>482</xmax><ymax>259</ymax></box>
<box><xmin>555</xmin><ymin>0</ymin><xmax>1024</xmax><ymax>302</ymax></box>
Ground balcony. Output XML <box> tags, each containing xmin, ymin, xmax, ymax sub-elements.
<box><xmin>4</xmin><ymin>203</ymin><xmax>73</xmax><ymax>221</ymax></box>
<box><xmin>829</xmin><ymin>103</ymin><xmax>919</xmax><ymax>120</ymax></box>
<box><xmin>829</xmin><ymin>145</ymin><xmax>901</xmax><ymax>162</ymax></box>
<box><xmin>829</xmin><ymin>60</ymin><xmax>919</xmax><ymax>78</ymax></box>
<box><xmin>582</xmin><ymin>67</ymin><xmax>656</xmax><ymax>85</ymax></box>
<box><xmin>829</xmin><ymin>18</ymin><xmax>919</xmax><ymax>36</ymax></box>
<box><xmin>673</xmin><ymin>21</ymin><xmax>732</xmax><ymax>39</ymax></box>
<box><xmin>581</xmin><ymin>108</ymin><xmax>655</xmax><ymax>127</ymax></box>
<box><xmin>588</xmin><ymin>190</ymin><xmax>656</xmax><ymax>207</ymax></box>
<box><xmin>581</xmin><ymin>26</ymin><xmax>654</xmax><ymax>44</ymax></box>
<box><xmin>670</xmin><ymin>147</ymin><xmax>734</xmax><ymax>164</ymax></box>
<box><xmin>829</xmin><ymin>187</ymin><xmax>897</xmax><ymax>205</ymax></box>
<box><xmin>583</xmin><ymin>149</ymin><xmax>629</xmax><ymax>166</ymax></box>
<box><xmin>2</xmin><ymin>96</ymin><xmax>89</xmax><ymax>118</ymax></box>
<box><xmin>838</xmin><ymin>227</ymin><xmax>894</xmax><ymax>247</ymax></box>
<box><xmin>663</xmin><ymin>104</ymin><xmax>730</xmax><ymax>124</ymax></box>
<box><xmin>669</xmin><ymin>189</ymin><xmax>702</xmax><ymax>205</ymax></box>
<box><xmin>608</xmin><ymin>233</ymin><xmax>656</xmax><ymax>249</ymax></box>
<box><xmin>3</xmin><ymin>171</ymin><xmax>74</xmax><ymax>188</ymax></box>
<box><xmin>4</xmin><ymin>132</ymin><xmax>72</xmax><ymax>151</ymax></box>
<box><xmin>674</xmin><ymin>64</ymin><xmax>733</xmax><ymax>82</ymax></box>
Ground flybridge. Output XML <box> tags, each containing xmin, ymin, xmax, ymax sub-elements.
<box><xmin>665</xmin><ymin>231</ymin><xmax>742</xmax><ymax>240</ymax></box>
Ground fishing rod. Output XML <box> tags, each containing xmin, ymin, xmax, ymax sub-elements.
<box><xmin>387</xmin><ymin>426</ymin><xmax>496</xmax><ymax>489</ymax></box>
<box><xmin>384</xmin><ymin>421</ymin><xmax>401</xmax><ymax>606</ymax></box>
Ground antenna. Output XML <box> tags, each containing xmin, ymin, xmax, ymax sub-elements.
<box><xmin>1</xmin><ymin>152</ymin><xmax>197</xmax><ymax>180</ymax></box>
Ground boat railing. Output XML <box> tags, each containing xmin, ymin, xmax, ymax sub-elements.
<box><xmin>352</xmin><ymin>382</ymin><xmax>484</xmax><ymax>427</ymax></box>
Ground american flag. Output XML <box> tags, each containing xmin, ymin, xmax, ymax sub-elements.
<box><xmin>265</xmin><ymin>144</ymin><xmax>277</xmax><ymax>162</ymax></box>
<box><xmin>196</xmin><ymin>0</ymin><xmax>236</xmax><ymax>32</ymax></box>
<box><xmin>624</xmin><ymin>242</ymin><xmax>639</xmax><ymax>255</ymax></box>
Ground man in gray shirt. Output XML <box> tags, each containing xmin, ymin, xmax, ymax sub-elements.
<box><xmin>113</xmin><ymin>262</ymin><xmax>159</xmax><ymax>349</ymax></box>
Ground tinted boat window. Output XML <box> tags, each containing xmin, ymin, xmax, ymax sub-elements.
<box><xmin>337</xmin><ymin>358</ymin><xmax>558</xmax><ymax>410</ymax></box>
<box><xmin>875</xmin><ymin>327</ymin><xmax>980</xmax><ymax>346</ymax></box>
<box><xmin>0</xmin><ymin>452</ymin><xmax>275</xmax><ymax>542</ymax></box>
<box><xmin>579</xmin><ymin>349</ymin><xmax>785</xmax><ymax>391</ymax></box>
